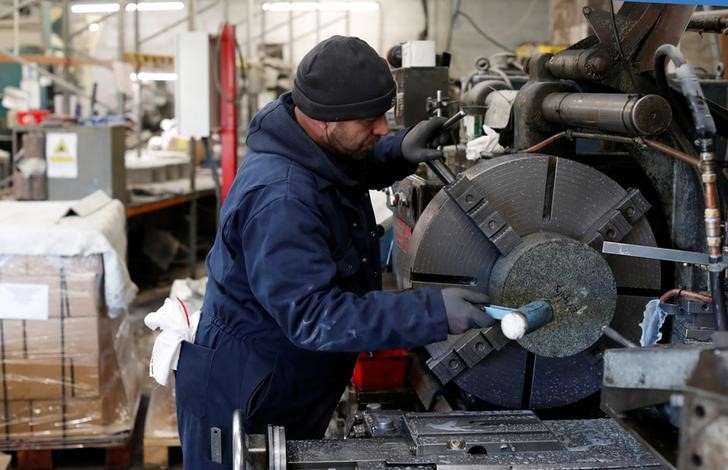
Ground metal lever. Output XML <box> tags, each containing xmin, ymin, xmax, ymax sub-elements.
<box><xmin>602</xmin><ymin>241</ymin><xmax>711</xmax><ymax>266</ymax></box>
<box><xmin>483</xmin><ymin>300</ymin><xmax>553</xmax><ymax>340</ymax></box>
<box><xmin>425</xmin><ymin>111</ymin><xmax>466</xmax><ymax>186</ymax></box>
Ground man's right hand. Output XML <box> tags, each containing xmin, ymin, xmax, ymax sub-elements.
<box><xmin>442</xmin><ymin>288</ymin><xmax>494</xmax><ymax>334</ymax></box>
<box><xmin>401</xmin><ymin>117</ymin><xmax>450</xmax><ymax>163</ymax></box>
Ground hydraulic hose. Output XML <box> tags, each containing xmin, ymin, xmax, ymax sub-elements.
<box><xmin>655</xmin><ymin>44</ymin><xmax>726</xmax><ymax>331</ymax></box>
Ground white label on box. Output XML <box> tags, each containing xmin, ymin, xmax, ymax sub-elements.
<box><xmin>46</xmin><ymin>132</ymin><xmax>78</xmax><ymax>178</ymax></box>
<box><xmin>0</xmin><ymin>283</ymin><xmax>49</xmax><ymax>320</ymax></box>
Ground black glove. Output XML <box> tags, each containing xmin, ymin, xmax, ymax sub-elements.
<box><xmin>401</xmin><ymin>117</ymin><xmax>451</xmax><ymax>163</ymax></box>
<box><xmin>441</xmin><ymin>288</ymin><xmax>494</xmax><ymax>334</ymax></box>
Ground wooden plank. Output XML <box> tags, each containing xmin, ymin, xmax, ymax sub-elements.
<box><xmin>16</xmin><ymin>449</ymin><xmax>52</xmax><ymax>470</ymax></box>
<box><xmin>144</xmin><ymin>445</ymin><xmax>170</xmax><ymax>468</ymax></box>
<box><xmin>126</xmin><ymin>195</ymin><xmax>191</xmax><ymax>217</ymax></box>
<box><xmin>144</xmin><ymin>386</ymin><xmax>180</xmax><ymax>468</ymax></box>
<box><xmin>106</xmin><ymin>441</ymin><xmax>134</xmax><ymax>470</ymax></box>
<box><xmin>0</xmin><ymin>452</ymin><xmax>11</xmax><ymax>470</ymax></box>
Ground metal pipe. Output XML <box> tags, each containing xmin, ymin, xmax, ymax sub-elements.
<box><xmin>687</xmin><ymin>17</ymin><xmax>728</xmax><ymax>34</ymax></box>
<box><xmin>13</xmin><ymin>0</ymin><xmax>19</xmax><ymax>56</ymax></box>
<box><xmin>522</xmin><ymin>131</ymin><xmax>566</xmax><ymax>153</ymax></box>
<box><xmin>642</xmin><ymin>138</ymin><xmax>700</xmax><ymax>166</ymax></box>
<box><xmin>522</xmin><ymin>130</ymin><xmax>702</xmax><ymax>167</ymax></box>
<box><xmin>541</xmin><ymin>93</ymin><xmax>672</xmax><ymax>136</ymax></box>
<box><xmin>659</xmin><ymin>288</ymin><xmax>712</xmax><ymax>304</ymax></box>
<box><xmin>117</xmin><ymin>0</ymin><xmax>126</xmax><ymax>114</ymax></box>
<box><xmin>710</xmin><ymin>266</ymin><xmax>727</xmax><ymax>330</ymax></box>
<box><xmin>691</xmin><ymin>8</ymin><xmax>728</xmax><ymax>19</ymax></box>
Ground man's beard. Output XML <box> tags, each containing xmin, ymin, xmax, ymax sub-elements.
<box><xmin>324</xmin><ymin>126</ymin><xmax>377</xmax><ymax>161</ymax></box>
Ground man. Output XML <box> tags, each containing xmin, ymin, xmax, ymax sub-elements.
<box><xmin>175</xmin><ymin>35</ymin><xmax>492</xmax><ymax>468</ymax></box>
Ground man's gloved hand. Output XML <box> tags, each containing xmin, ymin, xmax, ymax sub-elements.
<box><xmin>441</xmin><ymin>288</ymin><xmax>494</xmax><ymax>334</ymax></box>
<box><xmin>401</xmin><ymin>116</ymin><xmax>451</xmax><ymax>163</ymax></box>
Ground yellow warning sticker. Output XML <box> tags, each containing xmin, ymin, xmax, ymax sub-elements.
<box><xmin>46</xmin><ymin>132</ymin><xmax>78</xmax><ymax>179</ymax></box>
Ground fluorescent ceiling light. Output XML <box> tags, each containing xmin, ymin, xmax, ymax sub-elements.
<box><xmin>71</xmin><ymin>2</ymin><xmax>185</xmax><ymax>14</ymax></box>
<box><xmin>262</xmin><ymin>2</ymin><xmax>379</xmax><ymax>12</ymax></box>
<box><xmin>128</xmin><ymin>1</ymin><xmax>184</xmax><ymax>11</ymax></box>
<box><xmin>71</xmin><ymin>3</ymin><xmax>119</xmax><ymax>13</ymax></box>
<box><xmin>130</xmin><ymin>72</ymin><xmax>178</xmax><ymax>81</ymax></box>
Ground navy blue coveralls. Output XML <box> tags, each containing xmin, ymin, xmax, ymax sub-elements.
<box><xmin>175</xmin><ymin>92</ymin><xmax>448</xmax><ymax>468</ymax></box>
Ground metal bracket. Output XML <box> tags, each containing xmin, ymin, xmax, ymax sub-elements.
<box><xmin>426</xmin><ymin>327</ymin><xmax>509</xmax><ymax>384</ymax></box>
<box><xmin>583</xmin><ymin>188</ymin><xmax>651</xmax><ymax>250</ymax></box>
<box><xmin>444</xmin><ymin>175</ymin><xmax>522</xmax><ymax>255</ymax></box>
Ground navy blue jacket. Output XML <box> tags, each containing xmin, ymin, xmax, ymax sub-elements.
<box><xmin>175</xmin><ymin>92</ymin><xmax>448</xmax><ymax>467</ymax></box>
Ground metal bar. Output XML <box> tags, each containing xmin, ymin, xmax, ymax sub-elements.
<box><xmin>70</xmin><ymin>10</ymin><xmax>117</xmax><ymax>39</ymax></box>
<box><xmin>427</xmin><ymin>160</ymin><xmax>456</xmax><ymax>185</ymax></box>
<box><xmin>602</xmin><ymin>326</ymin><xmax>637</xmax><ymax>348</ymax></box>
<box><xmin>0</xmin><ymin>0</ymin><xmax>36</xmax><ymax>21</ymax></box>
<box><xmin>140</xmin><ymin>0</ymin><xmax>219</xmax><ymax>44</ymax></box>
<box><xmin>62</xmin><ymin>0</ymin><xmax>71</xmax><ymax>114</ymax></box>
<box><xmin>316</xmin><ymin>0</ymin><xmax>320</xmax><ymax>42</ymax></box>
<box><xmin>13</xmin><ymin>0</ymin><xmax>19</xmax><ymax>55</ymax></box>
<box><xmin>291</xmin><ymin>14</ymin><xmax>346</xmax><ymax>42</ymax></box>
<box><xmin>2</xmin><ymin>53</ymin><xmax>113</xmax><ymax>110</ymax></box>
<box><xmin>188</xmin><ymin>137</ymin><xmax>198</xmax><ymax>279</ymax></box>
<box><xmin>240</xmin><ymin>11</ymin><xmax>310</xmax><ymax>49</ymax></box>
<box><xmin>233</xmin><ymin>8</ymin><xmax>261</xmax><ymax>27</ymax></box>
<box><xmin>246</xmin><ymin>0</ymin><xmax>253</xmax><ymax>56</ymax></box>
<box><xmin>118</xmin><ymin>0</ymin><xmax>126</xmax><ymax>114</ymax></box>
<box><xmin>135</xmin><ymin>0</ymin><xmax>142</xmax><ymax>158</ymax></box>
<box><xmin>288</xmin><ymin>9</ymin><xmax>293</xmax><ymax>71</ymax></box>
<box><xmin>602</xmin><ymin>241</ymin><xmax>711</xmax><ymax>265</ymax></box>
<box><xmin>187</xmin><ymin>0</ymin><xmax>196</xmax><ymax>31</ymax></box>
<box><xmin>691</xmin><ymin>9</ymin><xmax>728</xmax><ymax>19</ymax></box>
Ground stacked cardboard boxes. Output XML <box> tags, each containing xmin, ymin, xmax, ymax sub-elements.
<box><xmin>0</xmin><ymin>254</ymin><xmax>139</xmax><ymax>441</ymax></box>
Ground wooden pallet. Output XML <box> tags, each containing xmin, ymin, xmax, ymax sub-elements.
<box><xmin>3</xmin><ymin>396</ymin><xmax>142</xmax><ymax>470</ymax></box>
<box><xmin>143</xmin><ymin>386</ymin><xmax>180</xmax><ymax>468</ymax></box>
<box><xmin>13</xmin><ymin>438</ymin><xmax>134</xmax><ymax>470</ymax></box>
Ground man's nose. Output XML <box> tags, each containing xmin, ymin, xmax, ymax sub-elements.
<box><xmin>373</xmin><ymin>115</ymin><xmax>388</xmax><ymax>136</ymax></box>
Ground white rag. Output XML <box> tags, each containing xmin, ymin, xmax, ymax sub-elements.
<box><xmin>144</xmin><ymin>297</ymin><xmax>201</xmax><ymax>386</ymax></box>
<box><xmin>465</xmin><ymin>125</ymin><xmax>504</xmax><ymax>160</ymax></box>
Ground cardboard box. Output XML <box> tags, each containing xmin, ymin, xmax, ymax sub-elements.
<box><xmin>1</xmin><ymin>317</ymin><xmax>103</xmax><ymax>400</ymax></box>
<box><xmin>0</xmin><ymin>254</ymin><xmax>103</xmax><ymax>318</ymax></box>
<box><xmin>0</xmin><ymin>312</ymin><xmax>139</xmax><ymax>442</ymax></box>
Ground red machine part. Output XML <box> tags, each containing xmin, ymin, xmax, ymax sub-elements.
<box><xmin>352</xmin><ymin>349</ymin><xmax>409</xmax><ymax>391</ymax></box>
<box><xmin>219</xmin><ymin>23</ymin><xmax>238</xmax><ymax>203</ymax></box>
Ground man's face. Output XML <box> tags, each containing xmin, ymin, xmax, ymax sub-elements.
<box><xmin>323</xmin><ymin>115</ymin><xmax>389</xmax><ymax>160</ymax></box>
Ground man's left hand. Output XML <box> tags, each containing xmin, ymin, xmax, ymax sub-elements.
<box><xmin>401</xmin><ymin>117</ymin><xmax>451</xmax><ymax>163</ymax></box>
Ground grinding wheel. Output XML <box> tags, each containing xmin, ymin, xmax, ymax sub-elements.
<box><xmin>402</xmin><ymin>154</ymin><xmax>660</xmax><ymax>408</ymax></box>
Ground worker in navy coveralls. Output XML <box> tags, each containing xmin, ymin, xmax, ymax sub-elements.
<box><xmin>175</xmin><ymin>35</ymin><xmax>493</xmax><ymax>468</ymax></box>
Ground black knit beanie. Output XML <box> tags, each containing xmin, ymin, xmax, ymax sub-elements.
<box><xmin>292</xmin><ymin>36</ymin><xmax>396</xmax><ymax>121</ymax></box>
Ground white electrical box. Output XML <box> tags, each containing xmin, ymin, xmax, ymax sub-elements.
<box><xmin>175</xmin><ymin>32</ymin><xmax>216</xmax><ymax>138</ymax></box>
<box><xmin>401</xmin><ymin>41</ymin><xmax>436</xmax><ymax>68</ymax></box>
